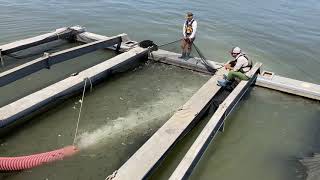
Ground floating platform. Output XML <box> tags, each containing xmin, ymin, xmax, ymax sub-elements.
<box><xmin>0</xmin><ymin>34</ymin><xmax>124</xmax><ymax>87</ymax></box>
<box><xmin>0</xmin><ymin>26</ymin><xmax>319</xmax><ymax>179</ymax></box>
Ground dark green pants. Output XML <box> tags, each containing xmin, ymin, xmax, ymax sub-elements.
<box><xmin>227</xmin><ymin>71</ymin><xmax>249</xmax><ymax>81</ymax></box>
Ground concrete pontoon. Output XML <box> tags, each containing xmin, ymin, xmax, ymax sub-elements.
<box><xmin>0</xmin><ymin>34</ymin><xmax>125</xmax><ymax>87</ymax></box>
<box><xmin>0</xmin><ymin>26</ymin><xmax>319</xmax><ymax>179</ymax></box>
<box><xmin>0</xmin><ymin>46</ymin><xmax>148</xmax><ymax>129</ymax></box>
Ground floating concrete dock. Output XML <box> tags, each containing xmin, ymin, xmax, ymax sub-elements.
<box><xmin>0</xmin><ymin>26</ymin><xmax>319</xmax><ymax>179</ymax></box>
<box><xmin>0</xmin><ymin>26</ymin><xmax>82</xmax><ymax>55</ymax></box>
<box><xmin>0</xmin><ymin>46</ymin><xmax>148</xmax><ymax>128</ymax></box>
<box><xmin>0</xmin><ymin>34</ymin><xmax>124</xmax><ymax>87</ymax></box>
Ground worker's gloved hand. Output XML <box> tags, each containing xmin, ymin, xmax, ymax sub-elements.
<box><xmin>224</xmin><ymin>63</ymin><xmax>231</xmax><ymax>70</ymax></box>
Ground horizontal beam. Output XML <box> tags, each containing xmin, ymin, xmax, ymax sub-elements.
<box><xmin>0</xmin><ymin>47</ymin><xmax>148</xmax><ymax>128</ymax></box>
<box><xmin>113</xmin><ymin>68</ymin><xmax>227</xmax><ymax>180</ymax></box>
<box><xmin>169</xmin><ymin>63</ymin><xmax>262</xmax><ymax>180</ymax></box>
<box><xmin>0</xmin><ymin>26</ymin><xmax>84</xmax><ymax>55</ymax></box>
<box><xmin>0</xmin><ymin>34</ymin><xmax>124</xmax><ymax>87</ymax></box>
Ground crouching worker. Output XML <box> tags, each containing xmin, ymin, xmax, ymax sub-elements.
<box><xmin>218</xmin><ymin>47</ymin><xmax>252</xmax><ymax>87</ymax></box>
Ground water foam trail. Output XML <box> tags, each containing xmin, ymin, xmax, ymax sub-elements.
<box><xmin>75</xmin><ymin>89</ymin><xmax>194</xmax><ymax>149</ymax></box>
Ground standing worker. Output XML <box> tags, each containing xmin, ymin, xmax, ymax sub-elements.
<box><xmin>217</xmin><ymin>47</ymin><xmax>252</xmax><ymax>87</ymax></box>
<box><xmin>179</xmin><ymin>12</ymin><xmax>197</xmax><ymax>59</ymax></box>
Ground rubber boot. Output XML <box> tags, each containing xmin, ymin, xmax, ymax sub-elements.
<box><xmin>217</xmin><ymin>79</ymin><xmax>231</xmax><ymax>87</ymax></box>
<box><xmin>184</xmin><ymin>52</ymin><xmax>191</xmax><ymax>60</ymax></box>
<box><xmin>179</xmin><ymin>52</ymin><xmax>186</xmax><ymax>59</ymax></box>
<box><xmin>223</xmin><ymin>74</ymin><xmax>228</xmax><ymax>80</ymax></box>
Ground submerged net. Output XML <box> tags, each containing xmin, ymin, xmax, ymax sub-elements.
<box><xmin>157</xmin><ymin>39</ymin><xmax>204</xmax><ymax>59</ymax></box>
<box><xmin>156</xmin><ymin>39</ymin><xmax>219</xmax><ymax>73</ymax></box>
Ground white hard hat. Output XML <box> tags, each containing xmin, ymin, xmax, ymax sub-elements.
<box><xmin>231</xmin><ymin>47</ymin><xmax>241</xmax><ymax>54</ymax></box>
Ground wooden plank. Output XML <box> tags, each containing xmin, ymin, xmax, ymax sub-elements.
<box><xmin>168</xmin><ymin>63</ymin><xmax>262</xmax><ymax>180</ymax></box>
<box><xmin>256</xmin><ymin>74</ymin><xmax>320</xmax><ymax>101</ymax></box>
<box><xmin>0</xmin><ymin>26</ymin><xmax>83</xmax><ymax>55</ymax></box>
<box><xmin>113</xmin><ymin>68</ymin><xmax>227</xmax><ymax>180</ymax></box>
<box><xmin>0</xmin><ymin>34</ymin><xmax>124</xmax><ymax>87</ymax></box>
<box><xmin>0</xmin><ymin>47</ymin><xmax>148</xmax><ymax>128</ymax></box>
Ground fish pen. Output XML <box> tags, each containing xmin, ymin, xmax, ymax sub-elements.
<box><xmin>0</xmin><ymin>26</ymin><xmax>319</xmax><ymax>180</ymax></box>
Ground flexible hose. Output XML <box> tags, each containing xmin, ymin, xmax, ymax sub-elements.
<box><xmin>0</xmin><ymin>145</ymin><xmax>78</xmax><ymax>171</ymax></box>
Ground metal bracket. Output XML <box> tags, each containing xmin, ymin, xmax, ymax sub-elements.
<box><xmin>43</xmin><ymin>52</ymin><xmax>51</xmax><ymax>69</ymax></box>
<box><xmin>261</xmin><ymin>71</ymin><xmax>275</xmax><ymax>80</ymax></box>
<box><xmin>0</xmin><ymin>49</ymin><xmax>4</xmax><ymax>67</ymax></box>
<box><xmin>115</xmin><ymin>37</ymin><xmax>122</xmax><ymax>53</ymax></box>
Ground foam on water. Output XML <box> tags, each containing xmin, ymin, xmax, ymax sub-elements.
<box><xmin>76</xmin><ymin>88</ymin><xmax>194</xmax><ymax>149</ymax></box>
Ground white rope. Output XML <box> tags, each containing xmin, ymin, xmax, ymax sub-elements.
<box><xmin>72</xmin><ymin>78</ymin><xmax>88</xmax><ymax>146</ymax></box>
<box><xmin>87</xmin><ymin>77</ymin><xmax>93</xmax><ymax>92</ymax></box>
<box><xmin>105</xmin><ymin>170</ymin><xmax>118</xmax><ymax>180</ymax></box>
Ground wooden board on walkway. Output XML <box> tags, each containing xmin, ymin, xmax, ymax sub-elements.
<box><xmin>113</xmin><ymin>68</ymin><xmax>227</xmax><ymax>180</ymax></box>
<box><xmin>0</xmin><ymin>34</ymin><xmax>124</xmax><ymax>87</ymax></box>
<box><xmin>0</xmin><ymin>47</ymin><xmax>148</xmax><ymax>128</ymax></box>
<box><xmin>169</xmin><ymin>63</ymin><xmax>262</xmax><ymax>180</ymax></box>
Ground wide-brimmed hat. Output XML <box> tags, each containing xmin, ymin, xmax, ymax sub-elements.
<box><xmin>186</xmin><ymin>12</ymin><xmax>193</xmax><ymax>18</ymax></box>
